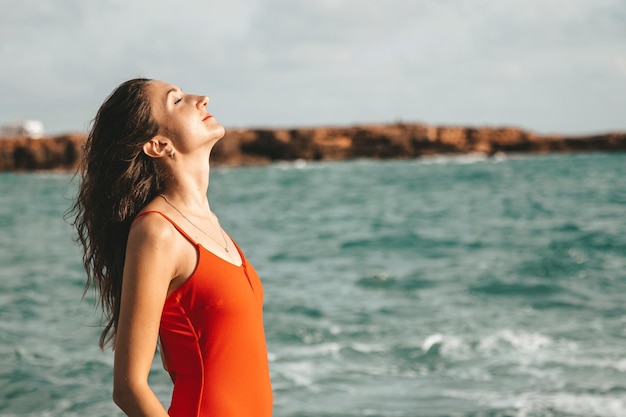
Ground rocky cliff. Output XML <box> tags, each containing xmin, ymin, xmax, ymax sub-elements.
<box><xmin>1</xmin><ymin>124</ymin><xmax>625</xmax><ymax>171</ymax></box>
<box><xmin>0</xmin><ymin>134</ymin><xmax>85</xmax><ymax>172</ymax></box>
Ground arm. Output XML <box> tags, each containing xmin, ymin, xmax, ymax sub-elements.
<box><xmin>112</xmin><ymin>215</ymin><xmax>181</xmax><ymax>416</ymax></box>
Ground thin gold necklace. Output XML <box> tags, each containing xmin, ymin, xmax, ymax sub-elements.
<box><xmin>159</xmin><ymin>193</ymin><xmax>229</xmax><ymax>252</ymax></box>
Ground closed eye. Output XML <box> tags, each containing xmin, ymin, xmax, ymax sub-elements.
<box><xmin>174</xmin><ymin>97</ymin><xmax>183</xmax><ymax>105</ymax></box>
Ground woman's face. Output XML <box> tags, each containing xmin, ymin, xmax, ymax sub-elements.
<box><xmin>147</xmin><ymin>80</ymin><xmax>225</xmax><ymax>153</ymax></box>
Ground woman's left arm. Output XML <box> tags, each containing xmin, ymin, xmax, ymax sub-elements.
<box><xmin>112</xmin><ymin>216</ymin><xmax>178</xmax><ymax>416</ymax></box>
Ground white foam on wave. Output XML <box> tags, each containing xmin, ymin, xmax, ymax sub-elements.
<box><xmin>547</xmin><ymin>393</ymin><xmax>626</xmax><ymax>417</ymax></box>
<box><xmin>418</xmin><ymin>329</ymin><xmax>575</xmax><ymax>363</ymax></box>
<box><xmin>421</xmin><ymin>333</ymin><xmax>445</xmax><ymax>351</ymax></box>
<box><xmin>350</xmin><ymin>342</ymin><xmax>388</xmax><ymax>354</ymax></box>
<box><xmin>421</xmin><ymin>332</ymin><xmax>472</xmax><ymax>359</ymax></box>
<box><xmin>275</xmin><ymin>158</ymin><xmax>311</xmax><ymax>170</ymax></box>
<box><xmin>307</xmin><ymin>342</ymin><xmax>342</xmax><ymax>356</ymax></box>
<box><xmin>477</xmin><ymin>329</ymin><xmax>553</xmax><ymax>354</ymax></box>
<box><xmin>445</xmin><ymin>388</ymin><xmax>626</xmax><ymax>417</ymax></box>
<box><xmin>276</xmin><ymin>361</ymin><xmax>316</xmax><ymax>387</ymax></box>
<box><xmin>275</xmin><ymin>342</ymin><xmax>343</xmax><ymax>360</ymax></box>
<box><xmin>490</xmin><ymin>391</ymin><xmax>626</xmax><ymax>417</ymax></box>
<box><xmin>418</xmin><ymin>153</ymin><xmax>491</xmax><ymax>165</ymax></box>
<box><xmin>550</xmin><ymin>356</ymin><xmax>626</xmax><ymax>373</ymax></box>
<box><xmin>328</xmin><ymin>324</ymin><xmax>342</xmax><ymax>336</ymax></box>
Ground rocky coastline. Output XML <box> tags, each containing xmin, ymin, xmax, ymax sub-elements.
<box><xmin>0</xmin><ymin>123</ymin><xmax>625</xmax><ymax>172</ymax></box>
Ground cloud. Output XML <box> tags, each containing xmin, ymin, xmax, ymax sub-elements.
<box><xmin>0</xmin><ymin>0</ymin><xmax>624</xmax><ymax>134</ymax></box>
<box><xmin>615</xmin><ymin>56</ymin><xmax>626</xmax><ymax>76</ymax></box>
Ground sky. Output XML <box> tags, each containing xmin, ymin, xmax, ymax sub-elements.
<box><xmin>0</xmin><ymin>0</ymin><xmax>625</xmax><ymax>135</ymax></box>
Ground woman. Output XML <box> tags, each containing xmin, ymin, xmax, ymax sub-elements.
<box><xmin>70</xmin><ymin>78</ymin><xmax>273</xmax><ymax>416</ymax></box>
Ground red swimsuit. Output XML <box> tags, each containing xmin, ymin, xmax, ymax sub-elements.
<box><xmin>134</xmin><ymin>211</ymin><xmax>273</xmax><ymax>417</ymax></box>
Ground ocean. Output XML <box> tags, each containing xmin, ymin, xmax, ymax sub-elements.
<box><xmin>0</xmin><ymin>152</ymin><xmax>625</xmax><ymax>417</ymax></box>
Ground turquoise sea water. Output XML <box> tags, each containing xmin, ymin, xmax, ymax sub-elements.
<box><xmin>1</xmin><ymin>152</ymin><xmax>625</xmax><ymax>417</ymax></box>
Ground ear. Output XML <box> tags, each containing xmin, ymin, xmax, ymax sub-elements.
<box><xmin>143</xmin><ymin>135</ymin><xmax>173</xmax><ymax>159</ymax></box>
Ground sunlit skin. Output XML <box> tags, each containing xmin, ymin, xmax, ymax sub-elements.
<box><xmin>148</xmin><ymin>80</ymin><xmax>225</xmax><ymax>155</ymax></box>
<box><xmin>112</xmin><ymin>80</ymin><xmax>240</xmax><ymax>416</ymax></box>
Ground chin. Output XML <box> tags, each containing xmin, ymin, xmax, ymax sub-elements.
<box><xmin>213</xmin><ymin>124</ymin><xmax>226</xmax><ymax>140</ymax></box>
<box><xmin>207</xmin><ymin>122</ymin><xmax>226</xmax><ymax>141</ymax></box>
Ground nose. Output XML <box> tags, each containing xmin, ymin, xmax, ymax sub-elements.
<box><xmin>196</xmin><ymin>95</ymin><xmax>209</xmax><ymax>109</ymax></box>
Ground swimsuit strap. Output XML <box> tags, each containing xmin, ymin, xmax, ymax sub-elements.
<box><xmin>134</xmin><ymin>210</ymin><xmax>198</xmax><ymax>246</ymax></box>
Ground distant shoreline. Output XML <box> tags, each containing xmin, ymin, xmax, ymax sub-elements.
<box><xmin>1</xmin><ymin>123</ymin><xmax>625</xmax><ymax>171</ymax></box>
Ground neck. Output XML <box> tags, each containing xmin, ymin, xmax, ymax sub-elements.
<box><xmin>161</xmin><ymin>160</ymin><xmax>212</xmax><ymax>212</ymax></box>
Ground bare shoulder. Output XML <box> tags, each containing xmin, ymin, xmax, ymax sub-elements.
<box><xmin>128</xmin><ymin>212</ymin><xmax>178</xmax><ymax>248</ymax></box>
<box><xmin>126</xmin><ymin>211</ymin><xmax>196</xmax><ymax>285</ymax></box>
<box><xmin>129</xmin><ymin>212</ymin><xmax>176</xmax><ymax>240</ymax></box>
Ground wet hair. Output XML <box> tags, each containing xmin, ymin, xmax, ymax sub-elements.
<box><xmin>68</xmin><ymin>78</ymin><xmax>166</xmax><ymax>349</ymax></box>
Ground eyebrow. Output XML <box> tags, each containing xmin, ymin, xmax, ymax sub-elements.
<box><xmin>165</xmin><ymin>87</ymin><xmax>182</xmax><ymax>101</ymax></box>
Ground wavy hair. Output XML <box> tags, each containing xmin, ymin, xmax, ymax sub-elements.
<box><xmin>68</xmin><ymin>78</ymin><xmax>166</xmax><ymax>349</ymax></box>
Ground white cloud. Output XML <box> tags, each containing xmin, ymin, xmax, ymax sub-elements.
<box><xmin>0</xmin><ymin>0</ymin><xmax>624</xmax><ymax>134</ymax></box>
<box><xmin>616</xmin><ymin>56</ymin><xmax>626</xmax><ymax>77</ymax></box>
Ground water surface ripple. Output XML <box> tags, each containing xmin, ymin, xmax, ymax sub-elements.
<box><xmin>1</xmin><ymin>153</ymin><xmax>625</xmax><ymax>417</ymax></box>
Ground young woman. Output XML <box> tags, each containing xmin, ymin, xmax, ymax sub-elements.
<box><xmin>70</xmin><ymin>78</ymin><xmax>273</xmax><ymax>416</ymax></box>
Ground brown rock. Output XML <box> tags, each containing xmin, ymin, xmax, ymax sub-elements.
<box><xmin>1</xmin><ymin>124</ymin><xmax>625</xmax><ymax>171</ymax></box>
<box><xmin>0</xmin><ymin>134</ymin><xmax>84</xmax><ymax>171</ymax></box>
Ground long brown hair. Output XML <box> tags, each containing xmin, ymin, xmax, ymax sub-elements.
<box><xmin>68</xmin><ymin>78</ymin><xmax>165</xmax><ymax>349</ymax></box>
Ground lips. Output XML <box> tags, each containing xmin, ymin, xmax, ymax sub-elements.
<box><xmin>202</xmin><ymin>113</ymin><xmax>212</xmax><ymax>121</ymax></box>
